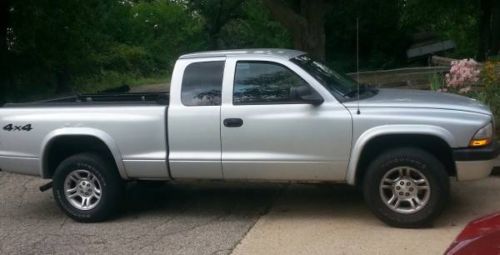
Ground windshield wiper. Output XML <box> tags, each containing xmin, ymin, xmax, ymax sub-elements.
<box><xmin>344</xmin><ymin>83</ymin><xmax>367</xmax><ymax>98</ymax></box>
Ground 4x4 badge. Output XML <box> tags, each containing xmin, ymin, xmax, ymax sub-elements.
<box><xmin>3</xmin><ymin>124</ymin><xmax>33</xmax><ymax>132</ymax></box>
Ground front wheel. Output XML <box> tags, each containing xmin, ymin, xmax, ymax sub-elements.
<box><xmin>52</xmin><ymin>153</ymin><xmax>124</xmax><ymax>222</ymax></box>
<box><xmin>363</xmin><ymin>147</ymin><xmax>449</xmax><ymax>228</ymax></box>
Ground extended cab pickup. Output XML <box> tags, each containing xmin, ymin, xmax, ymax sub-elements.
<box><xmin>0</xmin><ymin>49</ymin><xmax>498</xmax><ymax>227</ymax></box>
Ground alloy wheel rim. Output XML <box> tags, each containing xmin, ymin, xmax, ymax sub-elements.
<box><xmin>64</xmin><ymin>169</ymin><xmax>102</xmax><ymax>211</ymax></box>
<box><xmin>379</xmin><ymin>166</ymin><xmax>431</xmax><ymax>214</ymax></box>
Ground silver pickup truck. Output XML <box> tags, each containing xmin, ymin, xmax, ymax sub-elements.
<box><xmin>0</xmin><ymin>49</ymin><xmax>498</xmax><ymax>228</ymax></box>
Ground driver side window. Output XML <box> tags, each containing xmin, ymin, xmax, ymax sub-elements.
<box><xmin>233</xmin><ymin>61</ymin><xmax>313</xmax><ymax>105</ymax></box>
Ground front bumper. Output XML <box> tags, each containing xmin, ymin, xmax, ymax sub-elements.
<box><xmin>453</xmin><ymin>142</ymin><xmax>499</xmax><ymax>181</ymax></box>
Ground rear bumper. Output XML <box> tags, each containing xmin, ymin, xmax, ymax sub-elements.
<box><xmin>453</xmin><ymin>142</ymin><xmax>499</xmax><ymax>181</ymax></box>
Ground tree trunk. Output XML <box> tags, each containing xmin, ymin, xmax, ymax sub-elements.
<box><xmin>299</xmin><ymin>0</ymin><xmax>326</xmax><ymax>60</ymax></box>
<box><xmin>207</xmin><ymin>27</ymin><xmax>221</xmax><ymax>50</ymax></box>
<box><xmin>206</xmin><ymin>0</ymin><xmax>224</xmax><ymax>50</ymax></box>
<box><xmin>263</xmin><ymin>0</ymin><xmax>327</xmax><ymax>61</ymax></box>
<box><xmin>202</xmin><ymin>0</ymin><xmax>244</xmax><ymax>50</ymax></box>
<box><xmin>477</xmin><ymin>0</ymin><xmax>492</xmax><ymax>61</ymax></box>
<box><xmin>491</xmin><ymin>0</ymin><xmax>500</xmax><ymax>56</ymax></box>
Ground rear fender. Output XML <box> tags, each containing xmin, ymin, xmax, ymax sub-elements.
<box><xmin>40</xmin><ymin>128</ymin><xmax>128</xmax><ymax>179</ymax></box>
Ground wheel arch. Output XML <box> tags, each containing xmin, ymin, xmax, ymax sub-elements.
<box><xmin>40</xmin><ymin>128</ymin><xmax>127</xmax><ymax>179</ymax></box>
<box><xmin>347</xmin><ymin>125</ymin><xmax>456</xmax><ymax>185</ymax></box>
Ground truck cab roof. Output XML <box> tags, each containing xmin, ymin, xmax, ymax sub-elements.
<box><xmin>179</xmin><ymin>48</ymin><xmax>305</xmax><ymax>60</ymax></box>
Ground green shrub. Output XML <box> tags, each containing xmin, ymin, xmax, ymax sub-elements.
<box><xmin>429</xmin><ymin>73</ymin><xmax>444</xmax><ymax>91</ymax></box>
<box><xmin>478</xmin><ymin>60</ymin><xmax>500</xmax><ymax>118</ymax></box>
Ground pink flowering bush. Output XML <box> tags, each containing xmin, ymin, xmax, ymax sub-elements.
<box><xmin>442</xmin><ymin>59</ymin><xmax>481</xmax><ymax>94</ymax></box>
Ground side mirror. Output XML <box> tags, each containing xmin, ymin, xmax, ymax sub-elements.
<box><xmin>292</xmin><ymin>85</ymin><xmax>324</xmax><ymax>106</ymax></box>
<box><xmin>301</xmin><ymin>93</ymin><xmax>324</xmax><ymax>106</ymax></box>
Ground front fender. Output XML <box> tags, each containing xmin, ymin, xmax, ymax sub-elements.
<box><xmin>346</xmin><ymin>125</ymin><xmax>456</xmax><ymax>185</ymax></box>
<box><xmin>40</xmin><ymin>127</ymin><xmax>128</xmax><ymax>179</ymax></box>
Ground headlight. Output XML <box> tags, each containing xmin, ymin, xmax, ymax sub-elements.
<box><xmin>469</xmin><ymin>122</ymin><xmax>493</xmax><ymax>147</ymax></box>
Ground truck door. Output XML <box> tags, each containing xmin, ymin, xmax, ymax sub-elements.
<box><xmin>168</xmin><ymin>58</ymin><xmax>225</xmax><ymax>179</ymax></box>
<box><xmin>220</xmin><ymin>57</ymin><xmax>352</xmax><ymax>181</ymax></box>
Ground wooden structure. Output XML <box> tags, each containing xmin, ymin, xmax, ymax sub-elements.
<box><xmin>348</xmin><ymin>66</ymin><xmax>449</xmax><ymax>89</ymax></box>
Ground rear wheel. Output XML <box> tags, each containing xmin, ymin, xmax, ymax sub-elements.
<box><xmin>52</xmin><ymin>153</ymin><xmax>124</xmax><ymax>222</ymax></box>
<box><xmin>363</xmin><ymin>147</ymin><xmax>449</xmax><ymax>228</ymax></box>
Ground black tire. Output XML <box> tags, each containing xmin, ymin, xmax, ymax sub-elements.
<box><xmin>52</xmin><ymin>153</ymin><xmax>124</xmax><ymax>222</ymax></box>
<box><xmin>363</xmin><ymin>147</ymin><xmax>449</xmax><ymax>228</ymax></box>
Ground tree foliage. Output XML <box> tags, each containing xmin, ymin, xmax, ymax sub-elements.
<box><xmin>187</xmin><ymin>0</ymin><xmax>245</xmax><ymax>49</ymax></box>
<box><xmin>0</xmin><ymin>0</ymin><xmax>498</xmax><ymax>103</ymax></box>
<box><xmin>401</xmin><ymin>0</ymin><xmax>500</xmax><ymax>60</ymax></box>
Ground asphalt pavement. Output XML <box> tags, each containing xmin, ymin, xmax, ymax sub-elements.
<box><xmin>0</xmin><ymin>172</ymin><xmax>281</xmax><ymax>255</ymax></box>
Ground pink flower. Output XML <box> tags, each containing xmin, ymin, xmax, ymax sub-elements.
<box><xmin>445</xmin><ymin>58</ymin><xmax>480</xmax><ymax>93</ymax></box>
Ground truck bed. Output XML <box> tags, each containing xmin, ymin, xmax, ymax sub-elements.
<box><xmin>2</xmin><ymin>92</ymin><xmax>169</xmax><ymax>107</ymax></box>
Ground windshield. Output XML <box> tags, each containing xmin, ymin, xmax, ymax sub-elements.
<box><xmin>291</xmin><ymin>55</ymin><xmax>358</xmax><ymax>96</ymax></box>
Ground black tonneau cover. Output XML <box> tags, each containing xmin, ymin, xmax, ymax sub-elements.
<box><xmin>3</xmin><ymin>92</ymin><xmax>169</xmax><ymax>107</ymax></box>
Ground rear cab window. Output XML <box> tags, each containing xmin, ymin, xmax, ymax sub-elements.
<box><xmin>181</xmin><ymin>61</ymin><xmax>225</xmax><ymax>106</ymax></box>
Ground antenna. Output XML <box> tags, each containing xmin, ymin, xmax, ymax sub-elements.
<box><xmin>356</xmin><ymin>17</ymin><xmax>361</xmax><ymax>115</ymax></box>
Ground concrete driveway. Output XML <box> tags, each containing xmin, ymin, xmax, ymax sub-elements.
<box><xmin>0</xmin><ymin>171</ymin><xmax>499</xmax><ymax>255</ymax></box>
<box><xmin>232</xmin><ymin>176</ymin><xmax>500</xmax><ymax>255</ymax></box>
